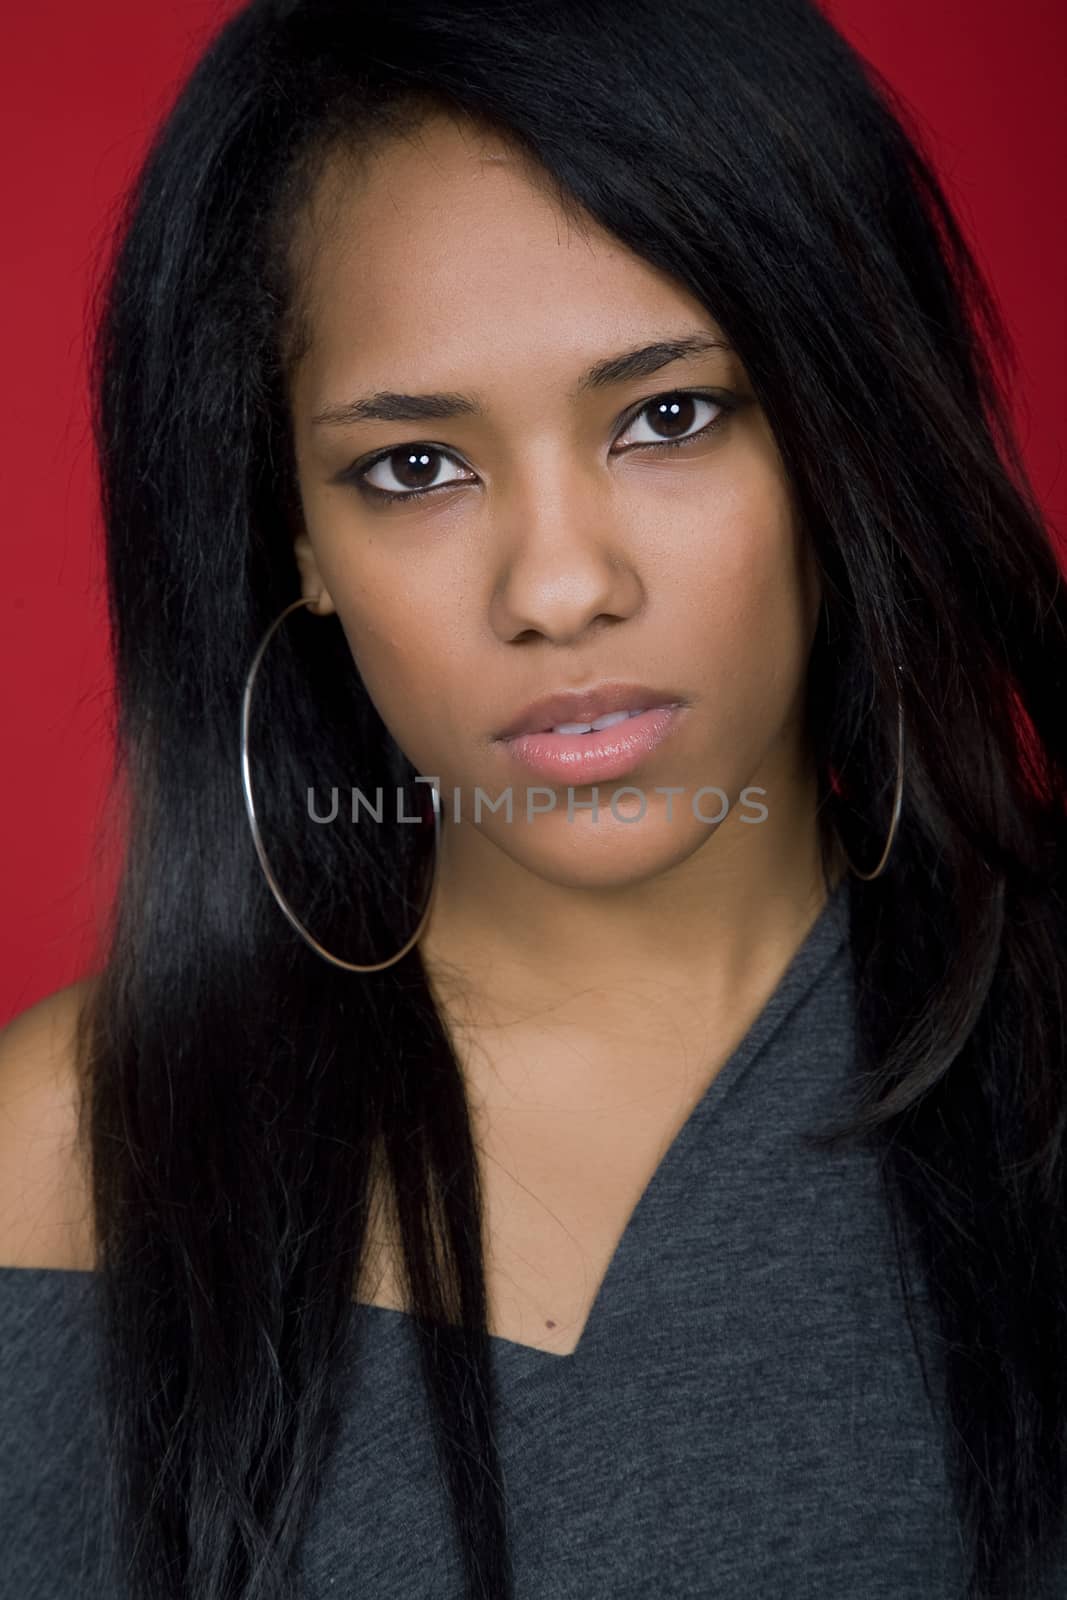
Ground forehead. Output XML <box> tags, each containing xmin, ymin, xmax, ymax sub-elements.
<box><xmin>287</xmin><ymin>114</ymin><xmax>717</xmax><ymax>403</ymax></box>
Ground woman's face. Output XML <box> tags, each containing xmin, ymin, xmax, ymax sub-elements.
<box><xmin>287</xmin><ymin>113</ymin><xmax>822</xmax><ymax>893</ymax></box>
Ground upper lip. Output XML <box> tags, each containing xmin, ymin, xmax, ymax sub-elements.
<box><xmin>494</xmin><ymin>681</ymin><xmax>686</xmax><ymax>740</ymax></box>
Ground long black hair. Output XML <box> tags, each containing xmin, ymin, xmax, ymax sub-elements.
<box><xmin>77</xmin><ymin>0</ymin><xmax>1066</xmax><ymax>1595</ymax></box>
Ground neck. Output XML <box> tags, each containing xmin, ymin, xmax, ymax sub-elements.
<box><xmin>419</xmin><ymin>753</ymin><xmax>844</xmax><ymax>1046</ymax></box>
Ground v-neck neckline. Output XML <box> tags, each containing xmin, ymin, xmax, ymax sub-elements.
<box><xmin>355</xmin><ymin>876</ymin><xmax>851</xmax><ymax>1366</ymax></box>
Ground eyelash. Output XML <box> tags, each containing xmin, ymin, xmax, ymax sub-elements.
<box><xmin>341</xmin><ymin>388</ymin><xmax>737</xmax><ymax>508</ymax></box>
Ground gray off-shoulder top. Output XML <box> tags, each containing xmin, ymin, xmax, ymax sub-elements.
<box><xmin>3</xmin><ymin>878</ymin><xmax>1061</xmax><ymax>1597</ymax></box>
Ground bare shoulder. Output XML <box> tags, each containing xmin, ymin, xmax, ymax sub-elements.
<box><xmin>0</xmin><ymin>979</ymin><xmax>98</xmax><ymax>1270</ymax></box>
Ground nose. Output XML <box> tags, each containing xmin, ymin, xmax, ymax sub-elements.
<box><xmin>488</xmin><ymin>465</ymin><xmax>644</xmax><ymax>645</ymax></box>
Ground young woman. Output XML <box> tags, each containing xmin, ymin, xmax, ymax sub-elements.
<box><xmin>1</xmin><ymin>1</ymin><xmax>1064</xmax><ymax>1597</ymax></box>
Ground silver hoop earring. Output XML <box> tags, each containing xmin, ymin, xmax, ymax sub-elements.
<box><xmin>239</xmin><ymin>595</ymin><xmax>442</xmax><ymax>972</ymax></box>
<box><xmin>837</xmin><ymin>663</ymin><xmax>905</xmax><ymax>882</ymax></box>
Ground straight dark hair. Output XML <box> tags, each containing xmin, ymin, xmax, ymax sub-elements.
<box><xmin>76</xmin><ymin>0</ymin><xmax>1066</xmax><ymax>1595</ymax></box>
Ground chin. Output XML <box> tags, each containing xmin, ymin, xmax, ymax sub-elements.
<box><xmin>488</xmin><ymin>808</ymin><xmax>721</xmax><ymax>892</ymax></box>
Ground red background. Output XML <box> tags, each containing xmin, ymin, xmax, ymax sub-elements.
<box><xmin>1</xmin><ymin>0</ymin><xmax>1064</xmax><ymax>1024</ymax></box>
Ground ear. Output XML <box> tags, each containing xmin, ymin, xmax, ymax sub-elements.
<box><xmin>292</xmin><ymin>531</ymin><xmax>338</xmax><ymax>617</ymax></box>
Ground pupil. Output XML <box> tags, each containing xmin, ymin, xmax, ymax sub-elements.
<box><xmin>651</xmin><ymin>395</ymin><xmax>694</xmax><ymax>438</ymax></box>
<box><xmin>395</xmin><ymin>449</ymin><xmax>437</xmax><ymax>489</ymax></box>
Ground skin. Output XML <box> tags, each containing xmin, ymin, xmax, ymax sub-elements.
<box><xmin>287</xmin><ymin>109</ymin><xmax>841</xmax><ymax>1122</ymax></box>
<box><xmin>0</xmin><ymin>108</ymin><xmax>849</xmax><ymax>1351</ymax></box>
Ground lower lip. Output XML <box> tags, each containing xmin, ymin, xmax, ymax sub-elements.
<box><xmin>495</xmin><ymin>705</ymin><xmax>684</xmax><ymax>783</ymax></box>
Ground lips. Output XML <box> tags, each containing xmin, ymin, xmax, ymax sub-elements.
<box><xmin>493</xmin><ymin>681</ymin><xmax>686</xmax><ymax>741</ymax></box>
<box><xmin>498</xmin><ymin>706</ymin><xmax>685</xmax><ymax>784</ymax></box>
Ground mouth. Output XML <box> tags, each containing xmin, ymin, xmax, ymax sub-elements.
<box><xmin>493</xmin><ymin>682</ymin><xmax>687</xmax><ymax>742</ymax></box>
<box><xmin>493</xmin><ymin>703</ymin><xmax>687</xmax><ymax>785</ymax></box>
<box><xmin>530</xmin><ymin>706</ymin><xmax>659</xmax><ymax>737</ymax></box>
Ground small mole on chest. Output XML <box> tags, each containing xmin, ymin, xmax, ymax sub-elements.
<box><xmin>545</xmin><ymin>1320</ymin><xmax>556</xmax><ymax>1329</ymax></box>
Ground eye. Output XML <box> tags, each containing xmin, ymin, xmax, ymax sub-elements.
<box><xmin>357</xmin><ymin>445</ymin><xmax>477</xmax><ymax>501</ymax></box>
<box><xmin>340</xmin><ymin>388</ymin><xmax>736</xmax><ymax>507</ymax></box>
<box><xmin>612</xmin><ymin>391</ymin><xmax>727</xmax><ymax>453</ymax></box>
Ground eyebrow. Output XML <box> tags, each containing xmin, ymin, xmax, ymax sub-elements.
<box><xmin>310</xmin><ymin>333</ymin><xmax>733</xmax><ymax>428</ymax></box>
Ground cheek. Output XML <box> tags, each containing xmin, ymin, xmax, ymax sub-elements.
<box><xmin>668</xmin><ymin>481</ymin><xmax>811</xmax><ymax>651</ymax></box>
<box><xmin>337</xmin><ymin>598</ymin><xmax>426</xmax><ymax>711</ymax></box>
<box><xmin>329</xmin><ymin>577</ymin><xmax>472</xmax><ymax>774</ymax></box>
<box><xmin>660</xmin><ymin>473</ymin><xmax>816</xmax><ymax>765</ymax></box>
<box><xmin>315</xmin><ymin>528</ymin><xmax>431</xmax><ymax>668</ymax></box>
